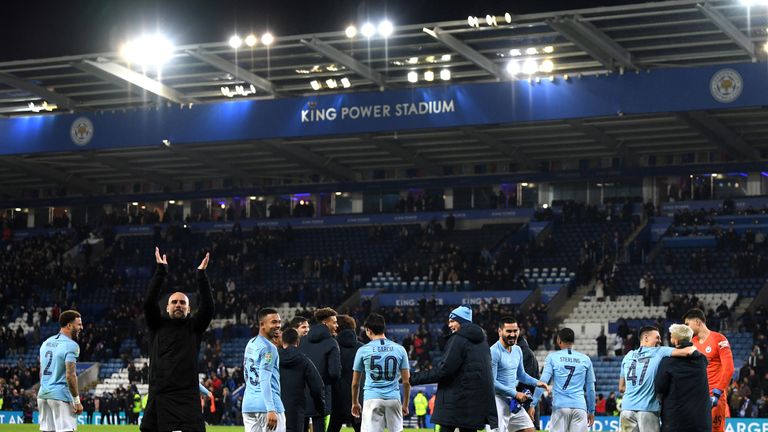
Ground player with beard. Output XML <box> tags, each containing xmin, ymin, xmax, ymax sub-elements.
<box><xmin>490</xmin><ymin>316</ymin><xmax>548</xmax><ymax>432</ymax></box>
<box><xmin>243</xmin><ymin>308</ymin><xmax>285</xmax><ymax>432</ymax></box>
<box><xmin>38</xmin><ymin>310</ymin><xmax>84</xmax><ymax>432</ymax></box>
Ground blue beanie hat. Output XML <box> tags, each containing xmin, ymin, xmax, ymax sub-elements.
<box><xmin>449</xmin><ymin>305</ymin><xmax>472</xmax><ymax>324</ymax></box>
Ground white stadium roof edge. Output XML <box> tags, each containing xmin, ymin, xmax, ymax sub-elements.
<box><xmin>1</xmin><ymin>0</ymin><xmax>768</xmax><ymax>197</ymax></box>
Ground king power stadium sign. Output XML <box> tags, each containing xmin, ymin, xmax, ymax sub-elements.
<box><xmin>301</xmin><ymin>99</ymin><xmax>455</xmax><ymax>123</ymax></box>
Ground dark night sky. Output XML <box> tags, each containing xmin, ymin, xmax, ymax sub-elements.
<box><xmin>1</xmin><ymin>0</ymin><xmax>649</xmax><ymax>62</ymax></box>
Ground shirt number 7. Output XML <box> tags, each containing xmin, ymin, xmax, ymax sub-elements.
<box><xmin>563</xmin><ymin>365</ymin><xmax>576</xmax><ymax>390</ymax></box>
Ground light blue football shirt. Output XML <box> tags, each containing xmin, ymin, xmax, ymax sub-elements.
<box><xmin>491</xmin><ymin>341</ymin><xmax>539</xmax><ymax>399</ymax></box>
<box><xmin>537</xmin><ymin>348</ymin><xmax>595</xmax><ymax>413</ymax></box>
<box><xmin>38</xmin><ymin>332</ymin><xmax>80</xmax><ymax>402</ymax></box>
<box><xmin>353</xmin><ymin>338</ymin><xmax>409</xmax><ymax>401</ymax></box>
<box><xmin>242</xmin><ymin>335</ymin><xmax>284</xmax><ymax>413</ymax></box>
<box><xmin>620</xmin><ymin>346</ymin><xmax>674</xmax><ymax>412</ymax></box>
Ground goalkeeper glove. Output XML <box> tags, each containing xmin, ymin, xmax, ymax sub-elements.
<box><xmin>711</xmin><ymin>389</ymin><xmax>722</xmax><ymax>408</ymax></box>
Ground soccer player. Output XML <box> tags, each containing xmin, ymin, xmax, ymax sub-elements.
<box><xmin>491</xmin><ymin>316</ymin><xmax>548</xmax><ymax>432</ymax></box>
<box><xmin>351</xmin><ymin>313</ymin><xmax>410</xmax><ymax>432</ymax></box>
<box><xmin>683</xmin><ymin>308</ymin><xmax>735</xmax><ymax>432</ymax></box>
<box><xmin>38</xmin><ymin>310</ymin><xmax>84</xmax><ymax>432</ymax></box>
<box><xmin>618</xmin><ymin>326</ymin><xmax>695</xmax><ymax>432</ymax></box>
<box><xmin>243</xmin><ymin>308</ymin><xmax>285</xmax><ymax>432</ymax></box>
<box><xmin>532</xmin><ymin>328</ymin><xmax>595</xmax><ymax>432</ymax></box>
<box><xmin>290</xmin><ymin>316</ymin><xmax>310</xmax><ymax>338</ymax></box>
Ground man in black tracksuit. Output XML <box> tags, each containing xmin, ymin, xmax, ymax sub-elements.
<box><xmin>279</xmin><ymin>328</ymin><xmax>326</xmax><ymax>432</ymax></box>
<box><xmin>410</xmin><ymin>306</ymin><xmax>497</xmax><ymax>432</ymax></box>
<box><xmin>300</xmin><ymin>307</ymin><xmax>342</xmax><ymax>432</ymax></box>
<box><xmin>140</xmin><ymin>247</ymin><xmax>214</xmax><ymax>432</ymax></box>
<box><xmin>516</xmin><ymin>334</ymin><xmax>540</xmax><ymax>422</ymax></box>
<box><xmin>328</xmin><ymin>315</ymin><xmax>363</xmax><ymax>432</ymax></box>
<box><xmin>655</xmin><ymin>324</ymin><xmax>711</xmax><ymax>432</ymax></box>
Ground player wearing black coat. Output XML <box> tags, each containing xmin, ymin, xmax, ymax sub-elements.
<box><xmin>655</xmin><ymin>345</ymin><xmax>711</xmax><ymax>432</ymax></box>
<box><xmin>300</xmin><ymin>323</ymin><xmax>342</xmax><ymax>417</ymax></box>
<box><xmin>328</xmin><ymin>328</ymin><xmax>363</xmax><ymax>432</ymax></box>
<box><xmin>279</xmin><ymin>345</ymin><xmax>326</xmax><ymax>432</ymax></box>
<box><xmin>410</xmin><ymin>322</ymin><xmax>497</xmax><ymax>431</ymax></box>
<box><xmin>140</xmin><ymin>253</ymin><xmax>214</xmax><ymax>432</ymax></box>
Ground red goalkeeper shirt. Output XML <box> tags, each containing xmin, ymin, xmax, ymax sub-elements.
<box><xmin>692</xmin><ymin>330</ymin><xmax>734</xmax><ymax>393</ymax></box>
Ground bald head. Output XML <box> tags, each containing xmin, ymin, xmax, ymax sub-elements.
<box><xmin>167</xmin><ymin>292</ymin><xmax>190</xmax><ymax>319</ymax></box>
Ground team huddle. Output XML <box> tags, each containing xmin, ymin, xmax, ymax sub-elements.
<box><xmin>35</xmin><ymin>250</ymin><xmax>735</xmax><ymax>432</ymax></box>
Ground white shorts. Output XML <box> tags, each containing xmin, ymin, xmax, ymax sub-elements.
<box><xmin>243</xmin><ymin>412</ymin><xmax>287</xmax><ymax>432</ymax></box>
<box><xmin>490</xmin><ymin>395</ymin><xmax>534</xmax><ymax>432</ymax></box>
<box><xmin>38</xmin><ymin>398</ymin><xmax>77</xmax><ymax>432</ymax></box>
<box><xmin>620</xmin><ymin>410</ymin><xmax>660</xmax><ymax>432</ymax></box>
<box><xmin>550</xmin><ymin>408</ymin><xmax>588</xmax><ymax>432</ymax></box>
<box><xmin>361</xmin><ymin>399</ymin><xmax>403</xmax><ymax>432</ymax></box>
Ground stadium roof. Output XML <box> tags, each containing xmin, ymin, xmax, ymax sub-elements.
<box><xmin>2</xmin><ymin>0</ymin><xmax>768</xmax><ymax>197</ymax></box>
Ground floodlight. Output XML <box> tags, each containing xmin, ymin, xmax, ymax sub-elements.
<box><xmin>506</xmin><ymin>60</ymin><xmax>521</xmax><ymax>75</ymax></box>
<box><xmin>378</xmin><ymin>20</ymin><xmax>394</xmax><ymax>37</ymax></box>
<box><xmin>361</xmin><ymin>23</ymin><xmax>376</xmax><ymax>38</ymax></box>
<box><xmin>121</xmin><ymin>34</ymin><xmax>174</xmax><ymax>66</ymax></box>
<box><xmin>540</xmin><ymin>59</ymin><xmax>554</xmax><ymax>73</ymax></box>
<box><xmin>522</xmin><ymin>58</ymin><xmax>538</xmax><ymax>75</ymax></box>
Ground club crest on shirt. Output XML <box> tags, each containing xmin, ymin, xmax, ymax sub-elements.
<box><xmin>705</xmin><ymin>346</ymin><xmax>712</xmax><ymax>353</ymax></box>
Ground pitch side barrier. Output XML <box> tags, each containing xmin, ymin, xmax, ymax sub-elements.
<box><xmin>1</xmin><ymin>62</ymin><xmax>767</xmax><ymax>155</ymax></box>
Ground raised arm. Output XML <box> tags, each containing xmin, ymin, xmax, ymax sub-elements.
<box><xmin>144</xmin><ymin>247</ymin><xmax>167</xmax><ymax>330</ymax></box>
<box><xmin>194</xmin><ymin>252</ymin><xmax>214</xmax><ymax>334</ymax></box>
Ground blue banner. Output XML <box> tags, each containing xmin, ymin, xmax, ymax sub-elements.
<box><xmin>537</xmin><ymin>416</ymin><xmax>768</xmax><ymax>431</ymax></box>
<box><xmin>107</xmin><ymin>208</ymin><xmax>534</xmax><ymax>235</ymax></box>
<box><xmin>650</xmin><ymin>217</ymin><xmax>672</xmax><ymax>242</ymax></box>
<box><xmin>372</xmin><ymin>290</ymin><xmax>531</xmax><ymax>307</ymax></box>
<box><xmin>2</xmin><ymin>62</ymin><xmax>768</xmax><ymax>155</ymax></box>
<box><xmin>539</xmin><ymin>284</ymin><xmax>563</xmax><ymax>304</ymax></box>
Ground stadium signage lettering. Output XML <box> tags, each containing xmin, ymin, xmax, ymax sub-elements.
<box><xmin>301</xmin><ymin>99</ymin><xmax>456</xmax><ymax>123</ymax></box>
